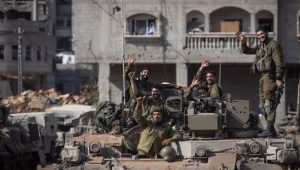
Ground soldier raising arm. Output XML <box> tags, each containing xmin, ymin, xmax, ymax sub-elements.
<box><xmin>133</xmin><ymin>97</ymin><xmax>180</xmax><ymax>157</ymax></box>
<box><xmin>236</xmin><ymin>27</ymin><xmax>284</xmax><ymax>137</ymax></box>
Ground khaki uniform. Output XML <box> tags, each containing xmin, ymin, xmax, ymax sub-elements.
<box><xmin>141</xmin><ymin>96</ymin><xmax>169</xmax><ymax>122</ymax></box>
<box><xmin>133</xmin><ymin>103</ymin><xmax>180</xmax><ymax>156</ymax></box>
<box><xmin>241</xmin><ymin>38</ymin><xmax>284</xmax><ymax>125</ymax></box>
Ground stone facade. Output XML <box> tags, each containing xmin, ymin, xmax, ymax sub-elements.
<box><xmin>0</xmin><ymin>0</ymin><xmax>56</xmax><ymax>93</ymax></box>
<box><xmin>72</xmin><ymin>0</ymin><xmax>300</xmax><ymax>119</ymax></box>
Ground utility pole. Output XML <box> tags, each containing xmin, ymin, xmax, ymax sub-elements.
<box><xmin>121</xmin><ymin>0</ymin><xmax>126</xmax><ymax>105</ymax></box>
<box><xmin>17</xmin><ymin>26</ymin><xmax>24</xmax><ymax>94</ymax></box>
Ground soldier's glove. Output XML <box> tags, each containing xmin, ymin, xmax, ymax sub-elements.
<box><xmin>250</xmin><ymin>64</ymin><xmax>257</xmax><ymax>75</ymax></box>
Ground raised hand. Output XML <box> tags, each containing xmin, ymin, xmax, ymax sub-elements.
<box><xmin>191</xmin><ymin>76</ymin><xmax>200</xmax><ymax>87</ymax></box>
<box><xmin>128</xmin><ymin>53</ymin><xmax>136</xmax><ymax>66</ymax></box>
<box><xmin>136</xmin><ymin>96</ymin><xmax>145</xmax><ymax>104</ymax></box>
<box><xmin>236</xmin><ymin>32</ymin><xmax>246</xmax><ymax>44</ymax></box>
<box><xmin>200</xmin><ymin>59</ymin><xmax>209</xmax><ymax>70</ymax></box>
<box><xmin>128</xmin><ymin>71</ymin><xmax>135</xmax><ymax>79</ymax></box>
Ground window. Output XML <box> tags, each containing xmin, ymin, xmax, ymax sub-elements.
<box><xmin>25</xmin><ymin>46</ymin><xmax>31</xmax><ymax>60</ymax></box>
<box><xmin>298</xmin><ymin>17</ymin><xmax>300</xmax><ymax>36</ymax></box>
<box><xmin>127</xmin><ymin>14</ymin><xmax>159</xmax><ymax>36</ymax></box>
<box><xmin>0</xmin><ymin>45</ymin><xmax>4</xmax><ymax>60</ymax></box>
<box><xmin>67</xmin><ymin>19</ymin><xmax>71</xmax><ymax>27</ymax></box>
<box><xmin>12</xmin><ymin>45</ymin><xmax>18</xmax><ymax>60</ymax></box>
<box><xmin>37</xmin><ymin>46</ymin><xmax>41</xmax><ymax>61</ymax></box>
<box><xmin>288</xmin><ymin>66</ymin><xmax>300</xmax><ymax>79</ymax></box>
<box><xmin>56</xmin><ymin>19</ymin><xmax>64</xmax><ymax>27</ymax></box>
<box><xmin>258</xmin><ymin>19</ymin><xmax>273</xmax><ymax>32</ymax></box>
<box><xmin>44</xmin><ymin>47</ymin><xmax>47</xmax><ymax>61</ymax></box>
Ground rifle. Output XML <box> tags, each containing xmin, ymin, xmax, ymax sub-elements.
<box><xmin>275</xmin><ymin>82</ymin><xmax>285</xmax><ymax>107</ymax></box>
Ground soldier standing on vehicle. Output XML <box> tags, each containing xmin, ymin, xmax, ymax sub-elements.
<box><xmin>133</xmin><ymin>96</ymin><xmax>181</xmax><ymax>157</ymax></box>
<box><xmin>236</xmin><ymin>27</ymin><xmax>284</xmax><ymax>137</ymax></box>
<box><xmin>190</xmin><ymin>59</ymin><xmax>223</xmax><ymax>98</ymax></box>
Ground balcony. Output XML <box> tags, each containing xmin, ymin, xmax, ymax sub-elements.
<box><xmin>185</xmin><ymin>32</ymin><xmax>275</xmax><ymax>50</ymax></box>
<box><xmin>0</xmin><ymin>20</ymin><xmax>46</xmax><ymax>33</ymax></box>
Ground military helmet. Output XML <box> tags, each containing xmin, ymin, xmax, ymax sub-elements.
<box><xmin>159</xmin><ymin>146</ymin><xmax>176</xmax><ymax>162</ymax></box>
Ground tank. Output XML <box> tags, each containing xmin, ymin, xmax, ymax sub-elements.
<box><xmin>0</xmin><ymin>105</ymin><xmax>40</xmax><ymax>170</ymax></box>
<box><xmin>57</xmin><ymin>84</ymin><xmax>300</xmax><ymax>170</ymax></box>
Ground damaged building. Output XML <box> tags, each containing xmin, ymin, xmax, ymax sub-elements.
<box><xmin>0</xmin><ymin>0</ymin><xmax>56</xmax><ymax>96</ymax></box>
<box><xmin>71</xmin><ymin>0</ymin><xmax>300</xmax><ymax>124</ymax></box>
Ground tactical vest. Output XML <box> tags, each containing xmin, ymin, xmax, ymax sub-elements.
<box><xmin>255</xmin><ymin>42</ymin><xmax>274</xmax><ymax>73</ymax></box>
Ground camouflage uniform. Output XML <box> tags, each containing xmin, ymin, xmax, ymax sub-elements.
<box><xmin>185</xmin><ymin>68</ymin><xmax>222</xmax><ymax>99</ymax></box>
<box><xmin>133</xmin><ymin>103</ymin><xmax>180</xmax><ymax>156</ymax></box>
<box><xmin>241</xmin><ymin>38</ymin><xmax>284</xmax><ymax>132</ymax></box>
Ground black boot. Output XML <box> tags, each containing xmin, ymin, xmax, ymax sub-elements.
<box><xmin>258</xmin><ymin>124</ymin><xmax>276</xmax><ymax>137</ymax></box>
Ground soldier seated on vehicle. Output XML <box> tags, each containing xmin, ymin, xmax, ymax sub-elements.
<box><xmin>128</xmin><ymin>72</ymin><xmax>170</xmax><ymax>122</ymax></box>
<box><xmin>184</xmin><ymin>76</ymin><xmax>209</xmax><ymax>101</ymax></box>
<box><xmin>192</xmin><ymin>59</ymin><xmax>223</xmax><ymax>98</ymax></box>
<box><xmin>134</xmin><ymin>96</ymin><xmax>181</xmax><ymax>157</ymax></box>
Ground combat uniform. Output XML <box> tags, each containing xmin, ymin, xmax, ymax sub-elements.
<box><xmin>125</xmin><ymin>65</ymin><xmax>153</xmax><ymax>101</ymax></box>
<box><xmin>187</xmin><ymin>68</ymin><xmax>222</xmax><ymax>98</ymax></box>
<box><xmin>241</xmin><ymin>37</ymin><xmax>284</xmax><ymax>136</ymax></box>
<box><xmin>141</xmin><ymin>96</ymin><xmax>170</xmax><ymax>122</ymax></box>
<box><xmin>133</xmin><ymin>104</ymin><xmax>180</xmax><ymax>156</ymax></box>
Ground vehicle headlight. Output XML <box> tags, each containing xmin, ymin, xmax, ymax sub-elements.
<box><xmin>89</xmin><ymin>141</ymin><xmax>101</xmax><ymax>153</ymax></box>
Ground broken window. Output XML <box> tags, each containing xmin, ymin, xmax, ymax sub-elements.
<box><xmin>12</xmin><ymin>45</ymin><xmax>18</xmax><ymax>60</ymax></box>
<box><xmin>25</xmin><ymin>46</ymin><xmax>31</xmax><ymax>61</ymax></box>
<box><xmin>127</xmin><ymin>14</ymin><xmax>157</xmax><ymax>36</ymax></box>
<box><xmin>0</xmin><ymin>45</ymin><xmax>4</xmax><ymax>60</ymax></box>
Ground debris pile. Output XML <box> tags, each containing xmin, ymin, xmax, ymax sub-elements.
<box><xmin>0</xmin><ymin>88</ymin><xmax>98</xmax><ymax>113</ymax></box>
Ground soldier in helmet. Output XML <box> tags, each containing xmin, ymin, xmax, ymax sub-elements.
<box><xmin>133</xmin><ymin>96</ymin><xmax>181</xmax><ymax>157</ymax></box>
<box><xmin>236</xmin><ymin>27</ymin><xmax>284</xmax><ymax>137</ymax></box>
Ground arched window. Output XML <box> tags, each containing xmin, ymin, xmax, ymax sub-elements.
<box><xmin>127</xmin><ymin>14</ymin><xmax>159</xmax><ymax>36</ymax></box>
<box><xmin>256</xmin><ymin>10</ymin><xmax>274</xmax><ymax>32</ymax></box>
<box><xmin>186</xmin><ymin>10</ymin><xmax>204</xmax><ymax>33</ymax></box>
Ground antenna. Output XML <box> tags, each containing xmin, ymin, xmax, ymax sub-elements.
<box><xmin>17</xmin><ymin>26</ymin><xmax>24</xmax><ymax>94</ymax></box>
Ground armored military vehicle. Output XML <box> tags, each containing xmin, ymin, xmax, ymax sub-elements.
<box><xmin>0</xmin><ymin>105</ymin><xmax>40</xmax><ymax>170</ymax></box>
<box><xmin>57</xmin><ymin>83</ymin><xmax>300</xmax><ymax>170</ymax></box>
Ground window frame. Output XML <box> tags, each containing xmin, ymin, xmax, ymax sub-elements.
<box><xmin>25</xmin><ymin>46</ymin><xmax>31</xmax><ymax>61</ymax></box>
<box><xmin>12</xmin><ymin>45</ymin><xmax>18</xmax><ymax>60</ymax></box>
<box><xmin>125</xmin><ymin>13</ymin><xmax>161</xmax><ymax>38</ymax></box>
<box><xmin>0</xmin><ymin>45</ymin><xmax>4</xmax><ymax>60</ymax></box>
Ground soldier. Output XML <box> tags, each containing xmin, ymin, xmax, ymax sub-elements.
<box><xmin>236</xmin><ymin>27</ymin><xmax>284</xmax><ymax>137</ymax></box>
<box><xmin>128</xmin><ymin>71</ymin><xmax>169</xmax><ymax>122</ymax></box>
<box><xmin>125</xmin><ymin>54</ymin><xmax>153</xmax><ymax>102</ymax></box>
<box><xmin>134</xmin><ymin>96</ymin><xmax>181</xmax><ymax>157</ymax></box>
<box><xmin>184</xmin><ymin>76</ymin><xmax>209</xmax><ymax>101</ymax></box>
<box><xmin>191</xmin><ymin>59</ymin><xmax>223</xmax><ymax>98</ymax></box>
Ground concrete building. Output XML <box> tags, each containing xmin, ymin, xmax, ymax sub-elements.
<box><xmin>0</xmin><ymin>0</ymin><xmax>56</xmax><ymax>94</ymax></box>
<box><xmin>72</xmin><ymin>0</ymin><xmax>300</xmax><ymax>118</ymax></box>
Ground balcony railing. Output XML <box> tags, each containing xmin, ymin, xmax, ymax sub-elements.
<box><xmin>0</xmin><ymin>20</ymin><xmax>46</xmax><ymax>33</ymax></box>
<box><xmin>185</xmin><ymin>33</ymin><xmax>275</xmax><ymax>50</ymax></box>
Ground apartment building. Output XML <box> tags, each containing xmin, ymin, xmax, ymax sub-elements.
<box><xmin>72</xmin><ymin>0</ymin><xmax>300</xmax><ymax>118</ymax></box>
<box><xmin>0</xmin><ymin>0</ymin><xmax>56</xmax><ymax>93</ymax></box>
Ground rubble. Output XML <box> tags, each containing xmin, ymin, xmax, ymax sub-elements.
<box><xmin>0</xmin><ymin>88</ymin><xmax>98</xmax><ymax>113</ymax></box>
